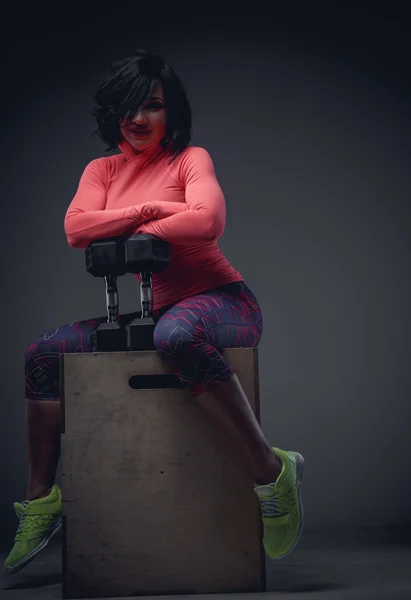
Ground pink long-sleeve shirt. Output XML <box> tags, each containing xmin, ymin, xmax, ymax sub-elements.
<box><xmin>64</xmin><ymin>139</ymin><xmax>243</xmax><ymax>310</ymax></box>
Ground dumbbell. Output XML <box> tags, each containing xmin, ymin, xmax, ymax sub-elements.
<box><xmin>85</xmin><ymin>236</ymin><xmax>128</xmax><ymax>351</ymax></box>
<box><xmin>123</xmin><ymin>234</ymin><xmax>170</xmax><ymax>350</ymax></box>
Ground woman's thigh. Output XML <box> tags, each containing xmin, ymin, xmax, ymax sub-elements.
<box><xmin>153</xmin><ymin>280</ymin><xmax>263</xmax><ymax>395</ymax></box>
<box><xmin>24</xmin><ymin>311</ymin><xmax>139</xmax><ymax>400</ymax></box>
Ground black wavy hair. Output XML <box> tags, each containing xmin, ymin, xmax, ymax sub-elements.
<box><xmin>91</xmin><ymin>49</ymin><xmax>192</xmax><ymax>164</ymax></box>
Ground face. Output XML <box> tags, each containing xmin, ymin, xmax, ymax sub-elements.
<box><xmin>120</xmin><ymin>83</ymin><xmax>167</xmax><ymax>153</ymax></box>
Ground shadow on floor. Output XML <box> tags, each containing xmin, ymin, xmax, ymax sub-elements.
<box><xmin>2</xmin><ymin>572</ymin><xmax>61</xmax><ymax>591</ymax></box>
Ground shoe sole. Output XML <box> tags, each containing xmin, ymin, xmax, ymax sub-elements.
<box><xmin>4</xmin><ymin>516</ymin><xmax>62</xmax><ymax>575</ymax></box>
<box><xmin>269</xmin><ymin>450</ymin><xmax>305</xmax><ymax>560</ymax></box>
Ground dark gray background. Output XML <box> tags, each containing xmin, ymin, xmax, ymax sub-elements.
<box><xmin>1</xmin><ymin>4</ymin><xmax>410</xmax><ymax>547</ymax></box>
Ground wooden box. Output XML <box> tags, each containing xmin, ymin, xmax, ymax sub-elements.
<box><xmin>60</xmin><ymin>348</ymin><xmax>265</xmax><ymax>599</ymax></box>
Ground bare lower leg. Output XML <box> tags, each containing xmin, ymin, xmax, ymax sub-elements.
<box><xmin>195</xmin><ymin>374</ymin><xmax>282</xmax><ymax>484</ymax></box>
<box><xmin>25</xmin><ymin>398</ymin><xmax>61</xmax><ymax>501</ymax></box>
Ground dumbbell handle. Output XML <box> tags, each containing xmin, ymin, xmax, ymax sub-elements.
<box><xmin>105</xmin><ymin>274</ymin><xmax>120</xmax><ymax>323</ymax></box>
<box><xmin>105</xmin><ymin>270</ymin><xmax>153</xmax><ymax>322</ymax></box>
<box><xmin>140</xmin><ymin>272</ymin><xmax>153</xmax><ymax>318</ymax></box>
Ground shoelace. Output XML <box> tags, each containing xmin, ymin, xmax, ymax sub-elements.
<box><xmin>16</xmin><ymin>511</ymin><xmax>54</xmax><ymax>536</ymax></box>
<box><xmin>258</xmin><ymin>491</ymin><xmax>283</xmax><ymax>518</ymax></box>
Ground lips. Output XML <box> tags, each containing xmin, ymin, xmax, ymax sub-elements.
<box><xmin>130</xmin><ymin>129</ymin><xmax>151</xmax><ymax>137</ymax></box>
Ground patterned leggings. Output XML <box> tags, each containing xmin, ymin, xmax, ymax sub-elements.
<box><xmin>25</xmin><ymin>280</ymin><xmax>263</xmax><ymax>399</ymax></box>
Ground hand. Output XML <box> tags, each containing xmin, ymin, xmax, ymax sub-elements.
<box><xmin>133</xmin><ymin>222</ymin><xmax>151</xmax><ymax>234</ymax></box>
<box><xmin>125</xmin><ymin>220</ymin><xmax>156</xmax><ymax>237</ymax></box>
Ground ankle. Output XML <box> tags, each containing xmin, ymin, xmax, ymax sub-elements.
<box><xmin>26</xmin><ymin>486</ymin><xmax>52</xmax><ymax>501</ymax></box>
<box><xmin>254</xmin><ymin>450</ymin><xmax>282</xmax><ymax>485</ymax></box>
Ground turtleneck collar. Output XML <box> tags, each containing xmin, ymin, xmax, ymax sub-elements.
<box><xmin>118</xmin><ymin>138</ymin><xmax>167</xmax><ymax>169</ymax></box>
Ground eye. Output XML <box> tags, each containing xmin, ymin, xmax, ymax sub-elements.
<box><xmin>147</xmin><ymin>102</ymin><xmax>164</xmax><ymax>110</ymax></box>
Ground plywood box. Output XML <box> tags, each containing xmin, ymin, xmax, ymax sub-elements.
<box><xmin>60</xmin><ymin>348</ymin><xmax>265</xmax><ymax>599</ymax></box>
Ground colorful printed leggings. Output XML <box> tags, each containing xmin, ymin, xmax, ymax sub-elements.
<box><xmin>25</xmin><ymin>280</ymin><xmax>263</xmax><ymax>399</ymax></box>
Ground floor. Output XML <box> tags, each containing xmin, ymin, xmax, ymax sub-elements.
<box><xmin>0</xmin><ymin>527</ymin><xmax>410</xmax><ymax>600</ymax></box>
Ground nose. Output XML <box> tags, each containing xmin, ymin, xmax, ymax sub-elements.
<box><xmin>131</xmin><ymin>110</ymin><xmax>147</xmax><ymax>124</ymax></box>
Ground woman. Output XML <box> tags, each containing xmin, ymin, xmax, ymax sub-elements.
<box><xmin>4</xmin><ymin>50</ymin><xmax>305</xmax><ymax>575</ymax></box>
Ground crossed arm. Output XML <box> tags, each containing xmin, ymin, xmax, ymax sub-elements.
<box><xmin>64</xmin><ymin>147</ymin><xmax>226</xmax><ymax>248</ymax></box>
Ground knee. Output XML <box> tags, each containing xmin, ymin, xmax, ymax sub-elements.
<box><xmin>25</xmin><ymin>339</ymin><xmax>40</xmax><ymax>366</ymax></box>
<box><xmin>24</xmin><ymin>328</ymin><xmax>62</xmax><ymax>368</ymax></box>
<box><xmin>153</xmin><ymin>318</ymin><xmax>194</xmax><ymax>356</ymax></box>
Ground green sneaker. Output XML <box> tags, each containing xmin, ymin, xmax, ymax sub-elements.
<box><xmin>254</xmin><ymin>447</ymin><xmax>305</xmax><ymax>560</ymax></box>
<box><xmin>3</xmin><ymin>484</ymin><xmax>62</xmax><ymax>575</ymax></box>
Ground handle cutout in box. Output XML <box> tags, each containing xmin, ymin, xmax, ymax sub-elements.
<box><xmin>128</xmin><ymin>374</ymin><xmax>185</xmax><ymax>389</ymax></box>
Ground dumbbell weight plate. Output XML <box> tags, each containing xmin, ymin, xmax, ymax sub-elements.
<box><xmin>127</xmin><ymin>317</ymin><xmax>156</xmax><ymax>351</ymax></box>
